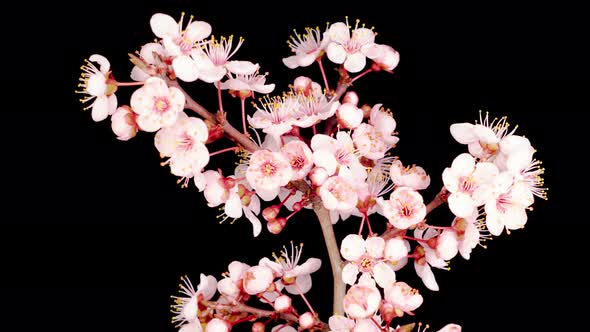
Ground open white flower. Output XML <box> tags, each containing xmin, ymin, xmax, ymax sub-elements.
<box><xmin>343</xmin><ymin>283</ymin><xmax>381</xmax><ymax>319</ymax></box>
<box><xmin>171</xmin><ymin>274</ymin><xmax>217</xmax><ymax>326</ymax></box>
<box><xmin>389</xmin><ymin>159</ymin><xmax>430</xmax><ymax>190</ymax></box>
<box><xmin>131</xmin><ymin>77</ymin><xmax>185</xmax><ymax>132</ymax></box>
<box><xmin>326</xmin><ymin>21</ymin><xmax>376</xmax><ymax>73</ymax></box>
<box><xmin>281</xmin><ymin>140</ymin><xmax>314</xmax><ymax>180</ymax></box>
<box><xmin>340</xmin><ymin>235</ymin><xmax>396</xmax><ymax>288</ymax></box>
<box><xmin>319</xmin><ymin>175</ymin><xmax>359</xmax><ymax>212</ymax></box>
<box><xmin>198</xmin><ymin>36</ymin><xmax>259</xmax><ymax>83</ymax></box>
<box><xmin>77</xmin><ymin>54</ymin><xmax>118</xmax><ymax>122</ymax></box>
<box><xmin>450</xmin><ymin>113</ymin><xmax>515</xmax><ymax>161</ymax></box>
<box><xmin>377</xmin><ymin>187</ymin><xmax>426</xmax><ymax>229</ymax></box>
<box><xmin>311</xmin><ymin>132</ymin><xmax>365</xmax><ymax>177</ymax></box>
<box><xmin>485</xmin><ymin>172</ymin><xmax>531</xmax><ymax>236</ymax></box>
<box><xmin>283</xmin><ymin>26</ymin><xmax>330</xmax><ymax>69</ymax></box>
<box><xmin>246</xmin><ymin>150</ymin><xmax>293</xmax><ymax>201</ymax></box>
<box><xmin>442</xmin><ymin>153</ymin><xmax>498</xmax><ymax>218</ymax></box>
<box><xmin>248</xmin><ymin>95</ymin><xmax>298</xmax><ymax>140</ymax></box>
<box><xmin>219</xmin><ymin>71</ymin><xmax>275</xmax><ymax>98</ymax></box>
<box><xmin>413</xmin><ymin>228</ymin><xmax>449</xmax><ymax>291</ymax></box>
<box><xmin>384</xmin><ymin>281</ymin><xmax>423</xmax><ymax>315</ymax></box>
<box><xmin>365</xmin><ymin>43</ymin><xmax>400</xmax><ymax>72</ymax></box>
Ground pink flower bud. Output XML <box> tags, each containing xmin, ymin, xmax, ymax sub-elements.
<box><xmin>243</xmin><ymin>266</ymin><xmax>274</xmax><ymax>295</ymax></box>
<box><xmin>309</xmin><ymin>167</ymin><xmax>329</xmax><ymax>186</ymax></box>
<box><xmin>342</xmin><ymin>91</ymin><xmax>359</xmax><ymax>106</ymax></box>
<box><xmin>273</xmin><ymin>295</ymin><xmax>292</xmax><ymax>312</ymax></box>
<box><xmin>251</xmin><ymin>322</ymin><xmax>265</xmax><ymax>332</ymax></box>
<box><xmin>380</xmin><ymin>301</ymin><xmax>397</xmax><ymax>322</ymax></box>
<box><xmin>343</xmin><ymin>285</ymin><xmax>381</xmax><ymax>319</ymax></box>
<box><xmin>111</xmin><ymin>106</ymin><xmax>138</xmax><ymax>141</ymax></box>
<box><xmin>337</xmin><ymin>103</ymin><xmax>363</xmax><ymax>129</ymax></box>
<box><xmin>267</xmin><ymin>220</ymin><xmax>284</xmax><ymax>234</ymax></box>
<box><xmin>205</xmin><ymin>318</ymin><xmax>232</xmax><ymax>332</ymax></box>
<box><xmin>361</xmin><ymin>104</ymin><xmax>372</xmax><ymax>119</ymax></box>
<box><xmin>298</xmin><ymin>312</ymin><xmax>315</xmax><ymax>330</ymax></box>
<box><xmin>262</xmin><ymin>205</ymin><xmax>281</xmax><ymax>222</ymax></box>
<box><xmin>293</xmin><ymin>76</ymin><xmax>312</xmax><ymax>94</ymax></box>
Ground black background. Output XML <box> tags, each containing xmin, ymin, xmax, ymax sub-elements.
<box><xmin>4</xmin><ymin>1</ymin><xmax>588</xmax><ymax>331</ymax></box>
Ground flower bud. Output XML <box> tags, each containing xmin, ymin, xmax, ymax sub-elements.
<box><xmin>267</xmin><ymin>219</ymin><xmax>284</xmax><ymax>234</ymax></box>
<box><xmin>380</xmin><ymin>302</ymin><xmax>396</xmax><ymax>322</ymax></box>
<box><xmin>342</xmin><ymin>91</ymin><xmax>359</xmax><ymax>106</ymax></box>
<box><xmin>273</xmin><ymin>295</ymin><xmax>292</xmax><ymax>313</ymax></box>
<box><xmin>298</xmin><ymin>312</ymin><xmax>315</xmax><ymax>330</ymax></box>
<box><xmin>205</xmin><ymin>120</ymin><xmax>225</xmax><ymax>144</ymax></box>
<box><xmin>309</xmin><ymin>167</ymin><xmax>329</xmax><ymax>186</ymax></box>
<box><xmin>293</xmin><ymin>76</ymin><xmax>312</xmax><ymax>94</ymax></box>
<box><xmin>205</xmin><ymin>318</ymin><xmax>232</xmax><ymax>332</ymax></box>
<box><xmin>251</xmin><ymin>322</ymin><xmax>265</xmax><ymax>332</ymax></box>
<box><xmin>262</xmin><ymin>205</ymin><xmax>281</xmax><ymax>222</ymax></box>
<box><xmin>337</xmin><ymin>103</ymin><xmax>363</xmax><ymax>129</ymax></box>
<box><xmin>111</xmin><ymin>106</ymin><xmax>138</xmax><ymax>141</ymax></box>
<box><xmin>361</xmin><ymin>104</ymin><xmax>372</xmax><ymax>119</ymax></box>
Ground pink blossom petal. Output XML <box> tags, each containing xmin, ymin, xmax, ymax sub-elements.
<box><xmin>329</xmin><ymin>315</ymin><xmax>355</xmax><ymax>331</ymax></box>
<box><xmin>89</xmin><ymin>54</ymin><xmax>110</xmax><ymax>74</ymax></box>
<box><xmin>228</xmin><ymin>261</ymin><xmax>250</xmax><ymax>283</ymax></box>
<box><xmin>173</xmin><ymin>55</ymin><xmax>200</xmax><ymax>82</ymax></box>
<box><xmin>285</xmin><ymin>273</ymin><xmax>312</xmax><ymax>294</ymax></box>
<box><xmin>326</xmin><ymin>43</ymin><xmax>347</xmax><ymax>64</ymax></box>
<box><xmin>342</xmin><ymin>263</ymin><xmax>359</xmax><ymax>285</ymax></box>
<box><xmin>340</xmin><ymin>234</ymin><xmax>365</xmax><ymax>261</ymax></box>
<box><xmin>384</xmin><ymin>237</ymin><xmax>409</xmax><ymax>262</ymax></box>
<box><xmin>179</xmin><ymin>322</ymin><xmax>202</xmax><ymax>332</ymax></box>
<box><xmin>225</xmin><ymin>61</ymin><xmax>259</xmax><ymax>75</ymax></box>
<box><xmin>437</xmin><ymin>231</ymin><xmax>459</xmax><ymax>260</ymax></box>
<box><xmin>198</xmin><ymin>65</ymin><xmax>227</xmax><ymax>83</ymax></box>
<box><xmin>217</xmin><ymin>278</ymin><xmax>239</xmax><ymax>300</ymax></box>
<box><xmin>291</xmin><ymin>258</ymin><xmax>321</xmax><ymax>276</ymax></box>
<box><xmin>437</xmin><ymin>324</ymin><xmax>462</xmax><ymax>332</ymax></box>
<box><xmin>352</xmin><ymin>28</ymin><xmax>375</xmax><ymax>46</ymax></box>
<box><xmin>197</xmin><ymin>274</ymin><xmax>218</xmax><ymax>301</ymax></box>
<box><xmin>244</xmin><ymin>207</ymin><xmax>262</xmax><ymax>237</ymax></box>
<box><xmin>86</xmin><ymin>74</ymin><xmax>107</xmax><ymax>97</ymax></box>
<box><xmin>224</xmin><ymin>193</ymin><xmax>243</xmax><ymax>219</ymax></box>
<box><xmin>450</xmin><ymin>123</ymin><xmax>476</xmax><ymax>144</ymax></box>
<box><xmin>328</xmin><ymin>22</ymin><xmax>351</xmax><ymax>44</ymax></box>
<box><xmin>451</xmin><ymin>153</ymin><xmax>476</xmax><ymax>176</ymax></box>
<box><xmin>414</xmin><ymin>261</ymin><xmax>439</xmax><ymax>291</ymax></box>
<box><xmin>150</xmin><ymin>13</ymin><xmax>179</xmax><ymax>38</ymax></box>
<box><xmin>343</xmin><ymin>52</ymin><xmax>366</xmax><ymax>73</ymax></box>
<box><xmin>130</xmin><ymin>66</ymin><xmax>151</xmax><ymax>82</ymax></box>
<box><xmin>91</xmin><ymin>96</ymin><xmax>110</xmax><ymax>122</ymax></box>
<box><xmin>503</xmin><ymin>205</ymin><xmax>528</xmax><ymax>230</ymax></box>
<box><xmin>448</xmin><ymin>192</ymin><xmax>477</xmax><ymax>218</ymax></box>
<box><xmin>365</xmin><ymin>236</ymin><xmax>385</xmax><ymax>259</ymax></box>
<box><xmin>282</xmin><ymin>55</ymin><xmax>299</xmax><ymax>69</ymax></box>
<box><xmin>185</xmin><ymin>21</ymin><xmax>212</xmax><ymax>42</ymax></box>
<box><xmin>140</xmin><ymin>42</ymin><xmax>165</xmax><ymax>64</ymax></box>
<box><xmin>373</xmin><ymin>262</ymin><xmax>396</xmax><ymax>288</ymax></box>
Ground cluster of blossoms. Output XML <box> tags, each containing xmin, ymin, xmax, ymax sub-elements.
<box><xmin>78</xmin><ymin>12</ymin><xmax>545</xmax><ymax>332</ymax></box>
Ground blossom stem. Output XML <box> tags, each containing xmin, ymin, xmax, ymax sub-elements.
<box><xmin>365</xmin><ymin>213</ymin><xmax>375</xmax><ymax>236</ymax></box>
<box><xmin>209</xmin><ymin>146</ymin><xmax>240</xmax><ymax>157</ymax></box>
<box><xmin>240</xmin><ymin>97</ymin><xmax>248</xmax><ymax>135</ymax></box>
<box><xmin>317</xmin><ymin>57</ymin><xmax>331</xmax><ymax>92</ymax></box>
<box><xmin>312</xmin><ymin>124</ymin><xmax>318</xmax><ymax>135</ymax></box>
<box><xmin>403</xmin><ymin>235</ymin><xmax>428</xmax><ymax>244</ymax></box>
<box><xmin>165</xmin><ymin>79</ymin><xmax>260</xmax><ymax>152</ymax></box>
<box><xmin>115</xmin><ymin>81</ymin><xmax>145</xmax><ymax>86</ymax></box>
<box><xmin>279</xmin><ymin>189</ymin><xmax>296</xmax><ymax>207</ymax></box>
<box><xmin>323</xmin><ymin>80</ymin><xmax>352</xmax><ymax>135</ymax></box>
<box><xmin>350</xmin><ymin>68</ymin><xmax>374</xmax><ymax>83</ymax></box>
<box><xmin>295</xmin><ymin>283</ymin><xmax>316</xmax><ymax>316</ymax></box>
<box><xmin>217</xmin><ymin>83</ymin><xmax>225</xmax><ymax>114</ymax></box>
<box><xmin>426</xmin><ymin>225</ymin><xmax>453</xmax><ymax>231</ymax></box>
<box><xmin>426</xmin><ymin>187</ymin><xmax>450</xmax><ymax>214</ymax></box>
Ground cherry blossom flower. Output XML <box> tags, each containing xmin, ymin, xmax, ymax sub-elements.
<box><xmin>131</xmin><ymin>77</ymin><xmax>185</xmax><ymax>132</ymax></box>
<box><xmin>442</xmin><ymin>153</ymin><xmax>498</xmax><ymax>218</ymax></box>
<box><xmin>293</xmin><ymin>86</ymin><xmax>340</xmax><ymax>128</ymax></box>
<box><xmin>130</xmin><ymin>42</ymin><xmax>167</xmax><ymax>81</ymax></box>
<box><xmin>329</xmin><ymin>315</ymin><xmax>355</xmax><ymax>332</ymax></box>
<box><xmin>246</xmin><ymin>149</ymin><xmax>293</xmax><ymax>201</ymax></box>
<box><xmin>340</xmin><ymin>234</ymin><xmax>396</xmax><ymax>288</ymax></box>
<box><xmin>219</xmin><ymin>71</ymin><xmax>275</xmax><ymax>98</ymax></box>
<box><xmin>311</xmin><ymin>132</ymin><xmax>365</xmax><ymax>177</ymax></box>
<box><xmin>365</xmin><ymin>43</ymin><xmax>400</xmax><ymax>72</ymax></box>
<box><xmin>384</xmin><ymin>281</ymin><xmax>423</xmax><ymax>316</ymax></box>
<box><xmin>326</xmin><ymin>20</ymin><xmax>376</xmax><ymax>73</ymax></box>
<box><xmin>343</xmin><ymin>283</ymin><xmax>382</xmax><ymax>319</ymax></box>
<box><xmin>248</xmin><ymin>95</ymin><xmax>298</xmax><ymax>140</ymax></box>
<box><xmin>450</xmin><ymin>113</ymin><xmax>514</xmax><ymax>161</ymax></box>
<box><xmin>384</xmin><ymin>237</ymin><xmax>410</xmax><ymax>265</ymax></box>
<box><xmin>337</xmin><ymin>102</ymin><xmax>364</xmax><ymax>129</ymax></box>
<box><xmin>281</xmin><ymin>140</ymin><xmax>314</xmax><ymax>180</ymax></box>
<box><xmin>435</xmin><ymin>229</ymin><xmax>459</xmax><ymax>261</ymax></box>
<box><xmin>484</xmin><ymin>172</ymin><xmax>531</xmax><ymax>236</ymax></box>
<box><xmin>111</xmin><ymin>106</ymin><xmax>138</xmax><ymax>141</ymax></box>
<box><xmin>205</xmin><ymin>318</ymin><xmax>231</xmax><ymax>332</ymax></box>
<box><xmin>154</xmin><ymin>112</ymin><xmax>209</xmax><ymax>181</ymax></box>
<box><xmin>77</xmin><ymin>54</ymin><xmax>118</xmax><ymax>122</ymax></box>
<box><xmin>452</xmin><ymin>211</ymin><xmax>482</xmax><ymax>260</ymax></box>
<box><xmin>368</xmin><ymin>104</ymin><xmax>399</xmax><ymax>146</ymax></box>
<box><xmin>413</xmin><ymin>228</ymin><xmax>449</xmax><ymax>291</ymax></box>
<box><xmin>389</xmin><ymin>159</ymin><xmax>430</xmax><ymax>190</ymax></box>
<box><xmin>354</xmin><ymin>158</ymin><xmax>396</xmax><ymax>218</ymax></box>
<box><xmin>283</xmin><ymin>26</ymin><xmax>330</xmax><ymax>69</ymax></box>
<box><xmin>377</xmin><ymin>187</ymin><xmax>426</xmax><ymax>229</ymax></box>
<box><xmin>260</xmin><ymin>242</ymin><xmax>321</xmax><ymax>295</ymax></box>
<box><xmin>243</xmin><ymin>265</ymin><xmax>274</xmax><ymax>295</ymax></box>
<box><xmin>217</xmin><ymin>261</ymin><xmax>250</xmax><ymax>300</ymax></box>
<box><xmin>171</xmin><ymin>274</ymin><xmax>217</xmax><ymax>326</ymax></box>
<box><xmin>197</xmin><ymin>35</ymin><xmax>259</xmax><ymax>83</ymax></box>
<box><xmin>319</xmin><ymin>176</ymin><xmax>359</xmax><ymax>212</ymax></box>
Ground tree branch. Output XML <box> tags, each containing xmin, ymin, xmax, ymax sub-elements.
<box><xmin>426</xmin><ymin>187</ymin><xmax>450</xmax><ymax>214</ymax></box>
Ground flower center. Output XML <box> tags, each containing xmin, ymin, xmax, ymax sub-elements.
<box><xmin>154</xmin><ymin>97</ymin><xmax>170</xmax><ymax>113</ymax></box>
<box><xmin>458</xmin><ymin>176</ymin><xmax>475</xmax><ymax>193</ymax></box>
<box><xmin>400</xmin><ymin>204</ymin><xmax>413</xmax><ymax>217</ymax></box>
<box><xmin>291</xmin><ymin>156</ymin><xmax>305</xmax><ymax>170</ymax></box>
<box><xmin>359</xmin><ymin>256</ymin><xmax>374</xmax><ymax>273</ymax></box>
<box><xmin>262</xmin><ymin>162</ymin><xmax>277</xmax><ymax>176</ymax></box>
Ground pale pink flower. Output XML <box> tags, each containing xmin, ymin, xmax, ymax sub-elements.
<box><xmin>198</xmin><ymin>36</ymin><xmax>259</xmax><ymax>83</ymax></box>
<box><xmin>130</xmin><ymin>42</ymin><xmax>167</xmax><ymax>82</ymax></box>
<box><xmin>271</xmin><ymin>325</ymin><xmax>297</xmax><ymax>332</ymax></box>
<box><xmin>337</xmin><ymin>102</ymin><xmax>364</xmax><ymax>129</ymax></box>
<box><xmin>352</xmin><ymin>124</ymin><xmax>389</xmax><ymax>160</ymax></box>
<box><xmin>436</xmin><ymin>230</ymin><xmax>459</xmax><ymax>261</ymax></box>
<box><xmin>154</xmin><ymin>112</ymin><xmax>209</xmax><ymax>179</ymax></box>
<box><xmin>281</xmin><ymin>140</ymin><xmax>314</xmax><ymax>180</ymax></box>
<box><xmin>292</xmin><ymin>76</ymin><xmax>313</xmax><ymax>93</ymax></box>
<box><xmin>384</xmin><ymin>281</ymin><xmax>423</xmax><ymax>315</ymax></box>
<box><xmin>485</xmin><ymin>172</ymin><xmax>530</xmax><ymax>236</ymax></box>
<box><xmin>326</xmin><ymin>21</ymin><xmax>376</xmax><ymax>73</ymax></box>
<box><xmin>219</xmin><ymin>71</ymin><xmax>275</xmax><ymax>98</ymax></box>
<box><xmin>131</xmin><ymin>77</ymin><xmax>185</xmax><ymax>132</ymax></box>
<box><xmin>311</xmin><ymin>132</ymin><xmax>365</xmax><ymax>177</ymax></box>
<box><xmin>319</xmin><ymin>176</ymin><xmax>359</xmax><ymax>211</ymax></box>
<box><xmin>243</xmin><ymin>265</ymin><xmax>274</xmax><ymax>295</ymax></box>
<box><xmin>368</xmin><ymin>104</ymin><xmax>399</xmax><ymax>146</ymax></box>
<box><xmin>309</xmin><ymin>167</ymin><xmax>330</xmax><ymax>186</ymax></box>
<box><xmin>299</xmin><ymin>312</ymin><xmax>316</xmax><ymax>330</ymax></box>
<box><xmin>293</xmin><ymin>86</ymin><xmax>340</xmax><ymax>128</ymax></box>
<box><xmin>353</xmin><ymin>319</ymin><xmax>381</xmax><ymax>332</ymax></box>
<box><xmin>248</xmin><ymin>95</ymin><xmax>298</xmax><ymax>140</ymax></box>
<box><xmin>450</xmin><ymin>113</ymin><xmax>514</xmax><ymax>160</ymax></box>
<box><xmin>437</xmin><ymin>324</ymin><xmax>462</xmax><ymax>332</ymax></box>
<box><xmin>377</xmin><ymin>187</ymin><xmax>426</xmax><ymax>229</ymax></box>
<box><xmin>259</xmin><ymin>242</ymin><xmax>321</xmax><ymax>295</ymax></box>
<box><xmin>283</xmin><ymin>26</ymin><xmax>330</xmax><ymax>69</ymax></box>
<box><xmin>365</xmin><ymin>43</ymin><xmax>400</xmax><ymax>72</ymax></box>
<box><xmin>217</xmin><ymin>261</ymin><xmax>250</xmax><ymax>300</ymax></box>
<box><xmin>246</xmin><ymin>150</ymin><xmax>293</xmax><ymax>201</ymax></box>
<box><xmin>111</xmin><ymin>106</ymin><xmax>138</xmax><ymax>141</ymax></box>
<box><xmin>77</xmin><ymin>54</ymin><xmax>117</xmax><ymax>122</ymax></box>
<box><xmin>452</xmin><ymin>212</ymin><xmax>482</xmax><ymax>260</ymax></box>
<box><xmin>171</xmin><ymin>274</ymin><xmax>217</xmax><ymax>326</ymax></box>
<box><xmin>384</xmin><ymin>237</ymin><xmax>410</xmax><ymax>263</ymax></box>
<box><xmin>389</xmin><ymin>159</ymin><xmax>430</xmax><ymax>190</ymax></box>
<box><xmin>205</xmin><ymin>318</ymin><xmax>231</xmax><ymax>332</ymax></box>
<box><xmin>340</xmin><ymin>235</ymin><xmax>396</xmax><ymax>288</ymax></box>
<box><xmin>150</xmin><ymin>13</ymin><xmax>211</xmax><ymax>57</ymax></box>
<box><xmin>273</xmin><ymin>295</ymin><xmax>292</xmax><ymax>312</ymax></box>
<box><xmin>413</xmin><ymin>228</ymin><xmax>449</xmax><ymax>291</ymax></box>
<box><xmin>442</xmin><ymin>153</ymin><xmax>498</xmax><ymax>218</ymax></box>
<box><xmin>328</xmin><ymin>315</ymin><xmax>355</xmax><ymax>332</ymax></box>
<box><xmin>343</xmin><ymin>284</ymin><xmax>382</xmax><ymax>319</ymax></box>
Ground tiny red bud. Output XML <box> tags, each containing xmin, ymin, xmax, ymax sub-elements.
<box><xmin>251</xmin><ymin>322</ymin><xmax>265</xmax><ymax>332</ymax></box>
<box><xmin>267</xmin><ymin>220</ymin><xmax>284</xmax><ymax>234</ymax></box>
